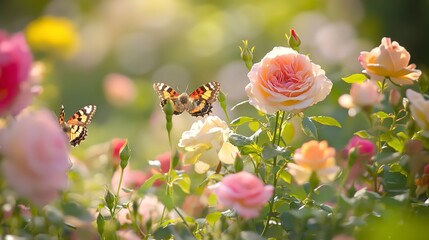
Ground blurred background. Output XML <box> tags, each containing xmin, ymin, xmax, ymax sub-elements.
<box><xmin>0</xmin><ymin>0</ymin><xmax>428</xmax><ymax>161</ymax></box>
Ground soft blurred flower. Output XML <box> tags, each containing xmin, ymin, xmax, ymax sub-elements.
<box><xmin>111</xmin><ymin>138</ymin><xmax>127</xmax><ymax>167</ymax></box>
<box><xmin>178</xmin><ymin>116</ymin><xmax>239</xmax><ymax>174</ymax></box>
<box><xmin>182</xmin><ymin>195</ymin><xmax>205</xmax><ymax>217</ymax></box>
<box><xmin>0</xmin><ymin>109</ymin><xmax>70</xmax><ymax>206</ymax></box>
<box><xmin>150</xmin><ymin>151</ymin><xmax>184</xmax><ymax>186</ymax></box>
<box><xmin>211</xmin><ymin>171</ymin><xmax>273</xmax><ymax>219</ymax></box>
<box><xmin>343</xmin><ymin>136</ymin><xmax>376</xmax><ymax>188</ymax></box>
<box><xmin>338</xmin><ymin>80</ymin><xmax>384</xmax><ymax>117</ymax></box>
<box><xmin>111</xmin><ymin>167</ymin><xmax>150</xmax><ymax>198</ymax></box>
<box><xmin>415</xmin><ymin>164</ymin><xmax>429</xmax><ymax>196</ymax></box>
<box><xmin>245</xmin><ymin>46</ymin><xmax>332</xmax><ymax>114</ymax></box>
<box><xmin>103</xmin><ymin>73</ymin><xmax>137</xmax><ymax>107</ymax></box>
<box><xmin>406</xmin><ymin>89</ymin><xmax>429</xmax><ymax>136</ymax></box>
<box><xmin>389</xmin><ymin>88</ymin><xmax>401</xmax><ymax>107</ymax></box>
<box><xmin>359</xmin><ymin>37</ymin><xmax>421</xmax><ymax>85</ymax></box>
<box><xmin>0</xmin><ymin>31</ymin><xmax>33</xmax><ymax>116</ymax></box>
<box><xmin>138</xmin><ymin>194</ymin><xmax>165</xmax><ymax>225</ymax></box>
<box><xmin>287</xmin><ymin>140</ymin><xmax>340</xmax><ymax>185</ymax></box>
<box><xmin>116</xmin><ymin>230</ymin><xmax>140</xmax><ymax>240</ymax></box>
<box><xmin>25</xmin><ymin>16</ymin><xmax>79</xmax><ymax>58</ymax></box>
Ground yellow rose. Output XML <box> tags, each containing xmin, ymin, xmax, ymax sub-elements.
<box><xmin>287</xmin><ymin>140</ymin><xmax>340</xmax><ymax>185</ymax></box>
<box><xmin>359</xmin><ymin>37</ymin><xmax>421</xmax><ymax>85</ymax></box>
<box><xmin>245</xmin><ymin>47</ymin><xmax>332</xmax><ymax>114</ymax></box>
<box><xmin>406</xmin><ymin>89</ymin><xmax>429</xmax><ymax>136</ymax></box>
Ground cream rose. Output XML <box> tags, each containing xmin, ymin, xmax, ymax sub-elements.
<box><xmin>245</xmin><ymin>47</ymin><xmax>332</xmax><ymax>114</ymax></box>
<box><xmin>0</xmin><ymin>109</ymin><xmax>70</xmax><ymax>206</ymax></box>
<box><xmin>359</xmin><ymin>37</ymin><xmax>421</xmax><ymax>85</ymax></box>
<box><xmin>406</xmin><ymin>89</ymin><xmax>429</xmax><ymax>136</ymax></box>
<box><xmin>338</xmin><ymin>80</ymin><xmax>384</xmax><ymax>116</ymax></box>
<box><xmin>178</xmin><ymin>116</ymin><xmax>239</xmax><ymax>174</ymax></box>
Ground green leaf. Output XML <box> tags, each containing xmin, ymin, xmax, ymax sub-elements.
<box><xmin>175</xmin><ymin>174</ymin><xmax>191</xmax><ymax>194</ymax></box>
<box><xmin>230</xmin><ymin>116</ymin><xmax>256</xmax><ymax>126</ymax></box>
<box><xmin>248</xmin><ymin>121</ymin><xmax>260</xmax><ymax>132</ymax></box>
<box><xmin>310</xmin><ymin>116</ymin><xmax>342</xmax><ymax>128</ymax></box>
<box><xmin>282</xmin><ymin>121</ymin><xmax>295</xmax><ymax>143</ymax></box>
<box><xmin>261</xmin><ymin>144</ymin><xmax>287</xmax><ymax>160</ymax></box>
<box><xmin>229</xmin><ymin>133</ymin><xmax>253</xmax><ymax>146</ymax></box>
<box><xmin>138</xmin><ymin>173</ymin><xmax>164</xmax><ymax>194</ymax></box>
<box><xmin>153</xmin><ymin>225</ymin><xmax>172</xmax><ymax>239</ymax></box>
<box><xmin>354</xmin><ymin>130</ymin><xmax>371</xmax><ymax>139</ymax></box>
<box><xmin>342</xmin><ymin>73</ymin><xmax>367</xmax><ymax>83</ymax></box>
<box><xmin>206</xmin><ymin>212</ymin><xmax>222</xmax><ymax>227</ymax></box>
<box><xmin>278</xmin><ymin>169</ymin><xmax>292</xmax><ymax>184</ymax></box>
<box><xmin>301</xmin><ymin>117</ymin><xmax>318</xmax><ymax>139</ymax></box>
<box><xmin>387</xmin><ymin>137</ymin><xmax>403</xmax><ymax>152</ymax></box>
<box><xmin>234</xmin><ymin>155</ymin><xmax>244</xmax><ymax>172</ymax></box>
<box><xmin>373</xmin><ymin>111</ymin><xmax>393</xmax><ymax>122</ymax></box>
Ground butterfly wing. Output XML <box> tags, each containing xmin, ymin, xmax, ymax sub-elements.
<box><xmin>64</xmin><ymin>105</ymin><xmax>97</xmax><ymax>147</ymax></box>
<box><xmin>153</xmin><ymin>83</ymin><xmax>184</xmax><ymax>114</ymax></box>
<box><xmin>188</xmin><ymin>82</ymin><xmax>221</xmax><ymax>117</ymax></box>
<box><xmin>59</xmin><ymin>105</ymin><xmax>65</xmax><ymax>125</ymax></box>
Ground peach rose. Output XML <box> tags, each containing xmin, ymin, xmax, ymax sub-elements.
<box><xmin>103</xmin><ymin>73</ymin><xmax>137</xmax><ymax>107</ymax></box>
<box><xmin>211</xmin><ymin>171</ymin><xmax>273</xmax><ymax>219</ymax></box>
<box><xmin>359</xmin><ymin>37</ymin><xmax>421</xmax><ymax>85</ymax></box>
<box><xmin>406</xmin><ymin>89</ymin><xmax>429</xmax><ymax>136</ymax></box>
<box><xmin>245</xmin><ymin>47</ymin><xmax>332</xmax><ymax>114</ymax></box>
<box><xmin>338</xmin><ymin>80</ymin><xmax>384</xmax><ymax>116</ymax></box>
<box><xmin>287</xmin><ymin>140</ymin><xmax>340</xmax><ymax>185</ymax></box>
<box><xmin>0</xmin><ymin>109</ymin><xmax>70</xmax><ymax>206</ymax></box>
<box><xmin>178</xmin><ymin>116</ymin><xmax>239</xmax><ymax>174</ymax></box>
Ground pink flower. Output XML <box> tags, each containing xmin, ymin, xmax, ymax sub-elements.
<box><xmin>111</xmin><ymin>138</ymin><xmax>127</xmax><ymax>167</ymax></box>
<box><xmin>359</xmin><ymin>37</ymin><xmax>421</xmax><ymax>85</ymax></box>
<box><xmin>103</xmin><ymin>73</ymin><xmax>137</xmax><ymax>107</ymax></box>
<box><xmin>338</xmin><ymin>80</ymin><xmax>384</xmax><ymax>116</ymax></box>
<box><xmin>182</xmin><ymin>195</ymin><xmax>205</xmax><ymax>217</ymax></box>
<box><xmin>0</xmin><ymin>31</ymin><xmax>33</xmax><ymax>116</ymax></box>
<box><xmin>245</xmin><ymin>47</ymin><xmax>332</xmax><ymax>114</ymax></box>
<box><xmin>287</xmin><ymin>140</ymin><xmax>340</xmax><ymax>185</ymax></box>
<box><xmin>211</xmin><ymin>171</ymin><xmax>273</xmax><ymax>219</ymax></box>
<box><xmin>111</xmin><ymin>167</ymin><xmax>150</xmax><ymax>198</ymax></box>
<box><xmin>0</xmin><ymin>109</ymin><xmax>70</xmax><ymax>206</ymax></box>
<box><xmin>343</xmin><ymin>136</ymin><xmax>376</xmax><ymax>188</ymax></box>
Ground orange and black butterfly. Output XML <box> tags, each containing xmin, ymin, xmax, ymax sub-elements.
<box><xmin>153</xmin><ymin>82</ymin><xmax>221</xmax><ymax>117</ymax></box>
<box><xmin>59</xmin><ymin>105</ymin><xmax>96</xmax><ymax>146</ymax></box>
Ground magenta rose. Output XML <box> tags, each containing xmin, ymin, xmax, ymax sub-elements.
<box><xmin>211</xmin><ymin>171</ymin><xmax>273</xmax><ymax>219</ymax></box>
<box><xmin>245</xmin><ymin>47</ymin><xmax>332</xmax><ymax>114</ymax></box>
<box><xmin>0</xmin><ymin>31</ymin><xmax>33</xmax><ymax>116</ymax></box>
<box><xmin>0</xmin><ymin>109</ymin><xmax>70</xmax><ymax>206</ymax></box>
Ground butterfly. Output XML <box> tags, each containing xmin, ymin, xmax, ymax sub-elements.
<box><xmin>59</xmin><ymin>105</ymin><xmax>97</xmax><ymax>147</ymax></box>
<box><xmin>153</xmin><ymin>82</ymin><xmax>221</xmax><ymax>117</ymax></box>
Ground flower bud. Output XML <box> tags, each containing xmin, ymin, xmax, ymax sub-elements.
<box><xmin>104</xmin><ymin>190</ymin><xmax>116</xmax><ymax>211</ymax></box>
<box><xmin>96</xmin><ymin>212</ymin><xmax>105</xmax><ymax>236</ymax></box>
<box><xmin>239</xmin><ymin>40</ymin><xmax>254</xmax><ymax>70</ymax></box>
<box><xmin>389</xmin><ymin>88</ymin><xmax>401</xmax><ymax>107</ymax></box>
<box><xmin>119</xmin><ymin>140</ymin><xmax>130</xmax><ymax>169</ymax></box>
<box><xmin>286</xmin><ymin>29</ymin><xmax>301</xmax><ymax>51</ymax></box>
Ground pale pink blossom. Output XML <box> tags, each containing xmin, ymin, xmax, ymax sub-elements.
<box><xmin>338</xmin><ymin>80</ymin><xmax>384</xmax><ymax>117</ymax></box>
<box><xmin>103</xmin><ymin>73</ymin><xmax>137</xmax><ymax>107</ymax></box>
<box><xmin>111</xmin><ymin>167</ymin><xmax>150</xmax><ymax>198</ymax></box>
<box><xmin>178</xmin><ymin>116</ymin><xmax>239</xmax><ymax>174</ymax></box>
<box><xmin>211</xmin><ymin>171</ymin><xmax>273</xmax><ymax>219</ymax></box>
<box><xmin>0</xmin><ymin>31</ymin><xmax>33</xmax><ymax>116</ymax></box>
<box><xmin>406</xmin><ymin>89</ymin><xmax>429</xmax><ymax>136</ymax></box>
<box><xmin>245</xmin><ymin>46</ymin><xmax>332</xmax><ymax>114</ymax></box>
<box><xmin>287</xmin><ymin>140</ymin><xmax>340</xmax><ymax>185</ymax></box>
<box><xmin>359</xmin><ymin>37</ymin><xmax>421</xmax><ymax>85</ymax></box>
<box><xmin>0</xmin><ymin>109</ymin><xmax>70</xmax><ymax>206</ymax></box>
<box><xmin>111</xmin><ymin>138</ymin><xmax>127</xmax><ymax>167</ymax></box>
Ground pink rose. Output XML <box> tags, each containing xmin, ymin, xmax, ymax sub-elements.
<box><xmin>338</xmin><ymin>80</ymin><xmax>384</xmax><ymax>116</ymax></box>
<box><xmin>245</xmin><ymin>47</ymin><xmax>332</xmax><ymax>114</ymax></box>
<box><xmin>103</xmin><ymin>73</ymin><xmax>137</xmax><ymax>107</ymax></box>
<box><xmin>0</xmin><ymin>109</ymin><xmax>70</xmax><ymax>206</ymax></box>
<box><xmin>211</xmin><ymin>171</ymin><xmax>273</xmax><ymax>219</ymax></box>
<box><xmin>359</xmin><ymin>37</ymin><xmax>421</xmax><ymax>85</ymax></box>
<box><xmin>0</xmin><ymin>31</ymin><xmax>33</xmax><ymax>116</ymax></box>
<box><xmin>111</xmin><ymin>167</ymin><xmax>150</xmax><ymax>198</ymax></box>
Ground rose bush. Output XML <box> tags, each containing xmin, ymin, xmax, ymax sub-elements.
<box><xmin>359</xmin><ymin>37</ymin><xmax>421</xmax><ymax>85</ymax></box>
<box><xmin>245</xmin><ymin>46</ymin><xmax>332</xmax><ymax>114</ymax></box>
<box><xmin>0</xmin><ymin>109</ymin><xmax>70</xmax><ymax>206</ymax></box>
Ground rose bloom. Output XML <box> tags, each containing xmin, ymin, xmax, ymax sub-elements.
<box><xmin>211</xmin><ymin>171</ymin><xmax>273</xmax><ymax>219</ymax></box>
<box><xmin>0</xmin><ymin>31</ymin><xmax>33</xmax><ymax>116</ymax></box>
<box><xmin>406</xmin><ymin>89</ymin><xmax>429</xmax><ymax>136</ymax></box>
<box><xmin>111</xmin><ymin>138</ymin><xmax>127</xmax><ymax>167</ymax></box>
<box><xmin>178</xmin><ymin>116</ymin><xmax>239</xmax><ymax>174</ymax></box>
<box><xmin>343</xmin><ymin>136</ymin><xmax>376</xmax><ymax>188</ymax></box>
<box><xmin>338</xmin><ymin>80</ymin><xmax>384</xmax><ymax>116</ymax></box>
<box><xmin>287</xmin><ymin>140</ymin><xmax>340</xmax><ymax>185</ymax></box>
<box><xmin>359</xmin><ymin>37</ymin><xmax>421</xmax><ymax>85</ymax></box>
<box><xmin>0</xmin><ymin>109</ymin><xmax>70</xmax><ymax>206</ymax></box>
<box><xmin>103</xmin><ymin>73</ymin><xmax>137</xmax><ymax>107</ymax></box>
<box><xmin>245</xmin><ymin>46</ymin><xmax>332</xmax><ymax>114</ymax></box>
